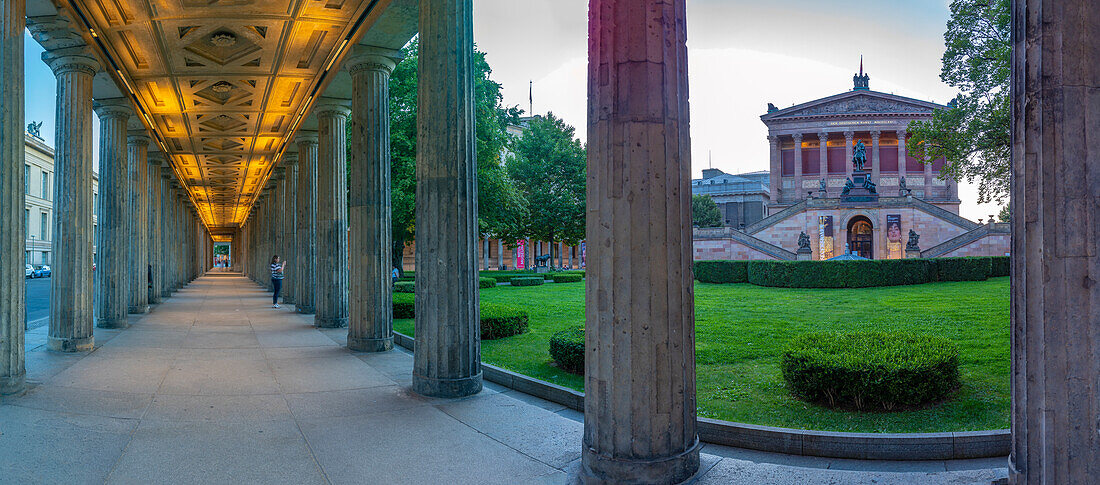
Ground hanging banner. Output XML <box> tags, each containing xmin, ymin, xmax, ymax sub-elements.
<box><xmin>819</xmin><ymin>216</ymin><xmax>834</xmax><ymax>260</ymax></box>
<box><xmin>580</xmin><ymin>241</ymin><xmax>586</xmax><ymax>268</ymax></box>
<box><xmin>516</xmin><ymin>240</ymin><xmax>526</xmax><ymax>269</ymax></box>
<box><xmin>886</xmin><ymin>214</ymin><xmax>902</xmax><ymax>259</ymax></box>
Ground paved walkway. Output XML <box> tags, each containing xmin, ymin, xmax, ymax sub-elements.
<box><xmin>0</xmin><ymin>275</ymin><xmax>1008</xmax><ymax>484</ymax></box>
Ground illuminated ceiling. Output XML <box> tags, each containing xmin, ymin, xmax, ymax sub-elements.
<box><xmin>65</xmin><ymin>0</ymin><xmax>385</xmax><ymax>228</ymax></box>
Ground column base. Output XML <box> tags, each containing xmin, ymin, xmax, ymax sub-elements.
<box><xmin>314</xmin><ymin>316</ymin><xmax>348</xmax><ymax>329</ymax></box>
<box><xmin>97</xmin><ymin>318</ymin><xmax>130</xmax><ymax>330</ymax></box>
<box><xmin>149</xmin><ymin>296</ymin><xmax>161</xmax><ymax>305</ymax></box>
<box><xmin>296</xmin><ymin>306</ymin><xmax>315</xmax><ymax>315</ymax></box>
<box><xmin>348</xmin><ymin>336</ymin><xmax>393</xmax><ymax>353</ymax></box>
<box><xmin>48</xmin><ymin>336</ymin><xmax>94</xmax><ymax>353</ymax></box>
<box><xmin>0</xmin><ymin>372</ymin><xmax>26</xmax><ymax>396</ymax></box>
<box><xmin>579</xmin><ymin>438</ymin><xmax>701</xmax><ymax>485</ymax></box>
<box><xmin>412</xmin><ymin>371</ymin><xmax>482</xmax><ymax>398</ymax></box>
<box><xmin>129</xmin><ymin>305</ymin><xmax>149</xmax><ymax>315</ymax></box>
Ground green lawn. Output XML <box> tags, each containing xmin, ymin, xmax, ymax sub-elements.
<box><xmin>394</xmin><ymin>277</ymin><xmax>1010</xmax><ymax>433</ymax></box>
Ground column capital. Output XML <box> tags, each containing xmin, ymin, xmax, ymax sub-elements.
<box><xmin>767</xmin><ymin>135</ymin><xmax>779</xmax><ymax>146</ymax></box>
<box><xmin>312</xmin><ymin>97</ymin><xmax>352</xmax><ymax>119</ymax></box>
<box><xmin>792</xmin><ymin>133</ymin><xmax>803</xmax><ymax>142</ymax></box>
<box><xmin>272</xmin><ymin>166</ymin><xmax>286</xmax><ymax>180</ymax></box>
<box><xmin>817</xmin><ymin>131</ymin><xmax>829</xmax><ymax>141</ymax></box>
<box><xmin>896</xmin><ymin>129</ymin><xmax>908</xmax><ymax>138</ymax></box>
<box><xmin>843</xmin><ymin>130</ymin><xmax>855</xmax><ymax>140</ymax></box>
<box><xmin>42</xmin><ymin>47</ymin><xmax>100</xmax><ymax>77</ymax></box>
<box><xmin>870</xmin><ymin>130</ymin><xmax>881</xmax><ymax>139</ymax></box>
<box><xmin>295</xmin><ymin>130</ymin><xmax>319</xmax><ymax>146</ymax></box>
<box><xmin>127</xmin><ymin>132</ymin><xmax>152</xmax><ymax>146</ymax></box>
<box><xmin>92</xmin><ymin>98</ymin><xmax>133</xmax><ymax>120</ymax></box>
<box><xmin>282</xmin><ymin>152</ymin><xmax>300</xmax><ymax>165</ymax></box>
<box><xmin>345</xmin><ymin>45</ymin><xmax>403</xmax><ymax>75</ymax></box>
<box><xmin>147</xmin><ymin>151</ymin><xmax>168</xmax><ymax>165</ymax></box>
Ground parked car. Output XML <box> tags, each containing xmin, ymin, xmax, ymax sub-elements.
<box><xmin>25</xmin><ymin>264</ymin><xmax>34</xmax><ymax>279</ymax></box>
<box><xmin>34</xmin><ymin>265</ymin><xmax>51</xmax><ymax>278</ymax></box>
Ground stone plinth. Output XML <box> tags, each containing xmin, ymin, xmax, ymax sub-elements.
<box><xmin>582</xmin><ymin>0</ymin><xmax>701</xmax><ymax>483</ymax></box>
<box><xmin>0</xmin><ymin>0</ymin><xmax>26</xmax><ymax>394</ymax></box>
<box><xmin>412</xmin><ymin>0</ymin><xmax>482</xmax><ymax>398</ymax></box>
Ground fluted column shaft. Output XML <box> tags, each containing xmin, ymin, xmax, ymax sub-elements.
<box><xmin>159</xmin><ymin>174</ymin><xmax>171</xmax><ymax>297</ymax></box>
<box><xmin>272</xmin><ymin>169</ymin><xmax>286</xmax><ymax>295</ymax></box>
<box><xmin>147</xmin><ymin>158</ymin><xmax>163</xmax><ymax>303</ymax></box>
<box><xmin>282</xmin><ymin>158</ymin><xmax>298</xmax><ymax>304</ymax></box>
<box><xmin>767</xmin><ymin>135</ymin><xmax>780</xmax><ymax>203</ymax></box>
<box><xmin>412</xmin><ymin>0</ymin><xmax>482</xmax><ymax>398</ymax></box>
<box><xmin>0</xmin><ymin>0</ymin><xmax>26</xmax><ymax>394</ymax></box>
<box><xmin>583</xmin><ymin>0</ymin><xmax>700</xmax><ymax>482</ymax></box>
<box><xmin>896</xmin><ymin>129</ymin><xmax>907</xmax><ymax>180</ymax></box>
<box><xmin>47</xmin><ymin>52</ymin><xmax>99</xmax><ymax>351</ymax></box>
<box><xmin>844</xmin><ymin>130</ymin><xmax>854</xmax><ymax>170</ymax></box>
<box><xmin>315</xmin><ymin>100</ymin><xmax>351</xmax><ymax>328</ymax></box>
<box><xmin>792</xmin><ymin>133</ymin><xmax>803</xmax><ymax>200</ymax></box>
<box><xmin>1010</xmin><ymin>0</ymin><xmax>1100</xmax><ymax>482</ymax></box>
<box><xmin>93</xmin><ymin>100</ymin><xmax>132</xmax><ymax>329</ymax></box>
<box><xmin>870</xmin><ymin>130</ymin><xmax>881</xmax><ymax>183</ymax></box>
<box><xmin>127</xmin><ymin>134</ymin><xmax>150</xmax><ymax>313</ymax></box>
<box><xmin>295</xmin><ymin>134</ymin><xmax>318</xmax><ymax>314</ymax></box>
<box><xmin>817</xmin><ymin>132</ymin><xmax>829</xmax><ymax>189</ymax></box>
<box><xmin>347</xmin><ymin>51</ymin><xmax>398</xmax><ymax>352</ymax></box>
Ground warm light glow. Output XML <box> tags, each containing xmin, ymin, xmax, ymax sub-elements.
<box><xmin>325</xmin><ymin>39</ymin><xmax>349</xmax><ymax>72</ymax></box>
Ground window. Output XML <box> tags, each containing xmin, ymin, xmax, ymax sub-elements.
<box><xmin>42</xmin><ymin>171</ymin><xmax>49</xmax><ymax>200</ymax></box>
<box><xmin>24</xmin><ymin>164</ymin><xmax>29</xmax><ymax>193</ymax></box>
<box><xmin>40</xmin><ymin>212</ymin><xmax>48</xmax><ymax>240</ymax></box>
<box><xmin>41</xmin><ymin>251</ymin><xmax>49</xmax><ymax>264</ymax></box>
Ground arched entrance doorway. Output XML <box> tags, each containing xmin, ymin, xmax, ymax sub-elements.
<box><xmin>847</xmin><ymin>216</ymin><xmax>874</xmax><ymax>259</ymax></box>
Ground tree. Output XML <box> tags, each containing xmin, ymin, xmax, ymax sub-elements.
<box><xmin>506</xmin><ymin>113</ymin><xmax>586</xmax><ymax>261</ymax></box>
<box><xmin>906</xmin><ymin>0</ymin><xmax>1011</xmax><ymax>205</ymax></box>
<box><xmin>384</xmin><ymin>40</ymin><xmax>528</xmax><ymax>269</ymax></box>
<box><xmin>692</xmin><ymin>195</ymin><xmax>722</xmax><ymax>228</ymax></box>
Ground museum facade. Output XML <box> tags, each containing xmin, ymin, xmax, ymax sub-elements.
<box><xmin>694</xmin><ymin>70</ymin><xmax>1009</xmax><ymax>261</ymax></box>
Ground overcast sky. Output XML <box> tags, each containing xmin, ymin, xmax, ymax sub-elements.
<box><xmin>23</xmin><ymin>0</ymin><xmax>999</xmax><ymax>220</ymax></box>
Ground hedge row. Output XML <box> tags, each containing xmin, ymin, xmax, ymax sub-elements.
<box><xmin>694</xmin><ymin>257</ymin><xmax>1005</xmax><ymax>288</ymax></box>
<box><xmin>781</xmin><ymin>331</ymin><xmax>960</xmax><ymax>410</ymax></box>
<box><xmin>393</xmin><ymin>293</ymin><xmax>414</xmax><ymax>318</ymax></box>
<box><xmin>511</xmin><ymin>277</ymin><xmax>545</xmax><ymax>287</ymax></box>
<box><xmin>479</xmin><ymin>277</ymin><xmax>498</xmax><ymax>289</ymax></box>
<box><xmin>549</xmin><ymin>327</ymin><xmax>585</xmax><ymax>374</ymax></box>
<box><xmin>550</xmin><ymin>273</ymin><xmax>582</xmax><ymax>283</ymax></box>
<box><xmin>394</xmin><ymin>281</ymin><xmax>415</xmax><ymax>293</ymax></box>
<box><xmin>390</xmin><ymin>295</ymin><xmax>528</xmax><ymax>340</ymax></box>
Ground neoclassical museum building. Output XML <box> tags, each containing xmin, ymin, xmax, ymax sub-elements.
<box><xmin>693</xmin><ymin>70</ymin><xmax>1010</xmax><ymax>261</ymax></box>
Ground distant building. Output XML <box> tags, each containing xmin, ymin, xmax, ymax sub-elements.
<box><xmin>694</xmin><ymin>68</ymin><xmax>1008</xmax><ymax>261</ymax></box>
<box><xmin>24</xmin><ymin>132</ymin><xmax>99</xmax><ymax>265</ymax></box>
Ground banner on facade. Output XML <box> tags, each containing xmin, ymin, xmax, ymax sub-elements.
<box><xmin>819</xmin><ymin>216</ymin><xmax>834</xmax><ymax>260</ymax></box>
<box><xmin>516</xmin><ymin>240</ymin><xmax>526</xmax><ymax>269</ymax></box>
<box><xmin>580</xmin><ymin>241</ymin><xmax>586</xmax><ymax>268</ymax></box>
<box><xmin>886</xmin><ymin>214</ymin><xmax>902</xmax><ymax>259</ymax></box>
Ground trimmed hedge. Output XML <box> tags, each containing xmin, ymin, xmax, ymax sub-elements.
<box><xmin>394</xmin><ymin>281</ymin><xmax>415</xmax><ymax>293</ymax></box>
<box><xmin>549</xmin><ymin>326</ymin><xmax>585</xmax><ymax>374</ymax></box>
<box><xmin>929</xmin><ymin>256</ymin><xmax>991</xmax><ymax>282</ymax></box>
<box><xmin>781</xmin><ymin>331</ymin><xmax>960</xmax><ymax>411</ymax></box>
<box><xmin>748</xmin><ymin>259</ymin><xmax>931</xmax><ymax>288</ymax></box>
<box><xmin>510</xmin><ymin>277</ymin><xmax>545</xmax><ymax>287</ymax></box>
<box><xmin>695</xmin><ymin>260</ymin><xmax>749</xmax><ymax>283</ymax></box>
<box><xmin>990</xmin><ymin>256</ymin><xmax>1009</xmax><ymax>277</ymax></box>
<box><xmin>393</xmin><ymin>293</ymin><xmax>414</xmax><ymax>319</ymax></box>
<box><xmin>481</xmin><ymin>270</ymin><xmax>537</xmax><ymax>284</ymax></box>
<box><xmin>479</xmin><ymin>277</ymin><xmax>498</xmax><ymax>289</ymax></box>
<box><xmin>550</xmin><ymin>273</ymin><xmax>582</xmax><ymax>283</ymax></box>
<box><xmin>480</xmin><ymin>304</ymin><xmax>529</xmax><ymax>340</ymax></box>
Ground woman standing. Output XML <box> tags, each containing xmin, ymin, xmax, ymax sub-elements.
<box><xmin>270</xmin><ymin>255</ymin><xmax>286</xmax><ymax>308</ymax></box>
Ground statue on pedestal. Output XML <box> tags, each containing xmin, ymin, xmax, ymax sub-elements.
<box><xmin>852</xmin><ymin>139</ymin><xmax>867</xmax><ymax>172</ymax></box>
<box><xmin>797</xmin><ymin>232</ymin><xmax>811</xmax><ymax>252</ymax></box>
<box><xmin>906</xmin><ymin>229</ymin><xmax>921</xmax><ymax>252</ymax></box>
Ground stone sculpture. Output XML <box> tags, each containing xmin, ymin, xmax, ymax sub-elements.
<box><xmin>906</xmin><ymin>229</ymin><xmax>921</xmax><ymax>252</ymax></box>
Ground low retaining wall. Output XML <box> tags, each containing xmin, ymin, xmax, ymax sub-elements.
<box><xmin>392</xmin><ymin>331</ymin><xmax>1009</xmax><ymax>461</ymax></box>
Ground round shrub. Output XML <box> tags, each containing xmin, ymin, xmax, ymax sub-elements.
<box><xmin>550</xmin><ymin>273</ymin><xmax>582</xmax><ymax>283</ymax></box>
<box><xmin>394</xmin><ymin>281</ymin><xmax>415</xmax><ymax>293</ymax></box>
<box><xmin>780</xmin><ymin>331</ymin><xmax>960</xmax><ymax>411</ymax></box>
<box><xmin>479</xmin><ymin>277</ymin><xmax>498</xmax><ymax>289</ymax></box>
<box><xmin>510</xmin><ymin>276</ymin><xmax>545</xmax><ymax>287</ymax></box>
<box><xmin>479</xmin><ymin>304</ymin><xmax>528</xmax><ymax>340</ymax></box>
<box><xmin>392</xmin><ymin>293</ymin><xmax>414</xmax><ymax>319</ymax></box>
<box><xmin>549</xmin><ymin>327</ymin><xmax>585</xmax><ymax>374</ymax></box>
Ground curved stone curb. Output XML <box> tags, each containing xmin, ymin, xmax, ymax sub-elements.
<box><xmin>392</xmin><ymin>331</ymin><xmax>1009</xmax><ymax>460</ymax></box>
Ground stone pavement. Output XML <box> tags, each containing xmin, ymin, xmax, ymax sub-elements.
<box><xmin>0</xmin><ymin>275</ymin><xmax>1008</xmax><ymax>484</ymax></box>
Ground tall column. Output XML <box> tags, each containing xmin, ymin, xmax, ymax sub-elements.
<box><xmin>159</xmin><ymin>171</ymin><xmax>172</xmax><ymax>297</ymax></box>
<box><xmin>295</xmin><ymin>133</ymin><xmax>318</xmax><ymax>314</ymax></box>
<box><xmin>282</xmin><ymin>155</ymin><xmax>298</xmax><ymax>304</ymax></box>
<box><xmin>0</xmin><ymin>0</ymin><xmax>26</xmax><ymax>394</ymax></box>
<box><xmin>1010</xmin><ymin>1</ymin><xmax>1100</xmax><ymax>481</ymax></box>
<box><xmin>146</xmin><ymin>154</ymin><xmax>164</xmax><ymax>303</ymax></box>
<box><xmin>315</xmin><ymin>99</ymin><xmax>351</xmax><ymax>328</ymax></box>
<box><xmin>347</xmin><ymin>49</ymin><xmax>398</xmax><ymax>352</ymax></box>
<box><xmin>413</xmin><ymin>0</ymin><xmax>482</xmax><ymax>398</ymax></box>
<box><xmin>817</xmin><ymin>132</ymin><xmax>829</xmax><ymax>192</ymax></box>
<box><xmin>93</xmin><ymin>100</ymin><xmax>132</xmax><ymax>330</ymax></box>
<box><xmin>47</xmin><ymin>50</ymin><xmax>99</xmax><ymax>351</ymax></box>
<box><xmin>923</xmin><ymin>155</ymin><xmax>933</xmax><ymax>199</ymax></box>
<box><xmin>896</xmin><ymin>129</ymin><xmax>907</xmax><ymax>184</ymax></box>
<box><xmin>271</xmin><ymin>167</ymin><xmax>285</xmax><ymax>288</ymax></box>
<box><xmin>792</xmin><ymin>133</ymin><xmax>803</xmax><ymax>200</ymax></box>
<box><xmin>496</xmin><ymin>239</ymin><xmax>503</xmax><ymax>270</ymax></box>
<box><xmin>584</xmin><ymin>0</ymin><xmax>700</xmax><ymax>482</ymax></box>
<box><xmin>767</xmin><ymin>134</ymin><xmax>780</xmax><ymax>203</ymax></box>
<box><xmin>843</xmin><ymin>130</ymin><xmax>854</xmax><ymax>171</ymax></box>
<box><xmin>127</xmin><ymin>133</ymin><xmax>150</xmax><ymax>313</ymax></box>
<box><xmin>870</xmin><ymin>130</ymin><xmax>881</xmax><ymax>183</ymax></box>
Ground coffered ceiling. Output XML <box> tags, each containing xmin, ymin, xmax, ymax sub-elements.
<box><xmin>64</xmin><ymin>0</ymin><xmax>388</xmax><ymax>228</ymax></box>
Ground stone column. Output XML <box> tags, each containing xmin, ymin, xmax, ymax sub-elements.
<box><xmin>295</xmin><ymin>132</ymin><xmax>318</xmax><ymax>314</ymax></box>
<box><xmin>93</xmin><ymin>100</ymin><xmax>132</xmax><ymax>329</ymax></box>
<box><xmin>896</xmin><ymin>129</ymin><xmax>907</xmax><ymax>184</ymax></box>
<box><xmin>1010</xmin><ymin>1</ymin><xmax>1100</xmax><ymax>481</ymax></box>
<box><xmin>843</xmin><ymin>130</ymin><xmax>854</xmax><ymax>171</ymax></box>
<box><xmin>817</xmin><ymin>132</ymin><xmax>829</xmax><ymax>192</ymax></box>
<box><xmin>146</xmin><ymin>154</ymin><xmax>164</xmax><ymax>303</ymax></box>
<box><xmin>0</xmin><ymin>0</ymin><xmax>26</xmax><ymax>394</ymax></box>
<box><xmin>792</xmin><ymin>133</ymin><xmax>803</xmax><ymax>200</ymax></box>
<box><xmin>923</xmin><ymin>155</ymin><xmax>933</xmax><ymax>199</ymax></box>
<box><xmin>413</xmin><ymin>0</ymin><xmax>482</xmax><ymax>398</ymax></box>
<box><xmin>47</xmin><ymin>50</ymin><xmax>99</xmax><ymax>351</ymax></box>
<box><xmin>584</xmin><ymin>0</ymin><xmax>700</xmax><ymax>482</ymax></box>
<box><xmin>347</xmin><ymin>48</ymin><xmax>398</xmax><ymax>352</ymax></box>
<box><xmin>271</xmin><ymin>167</ymin><xmax>286</xmax><ymax>288</ymax></box>
<box><xmin>159</xmin><ymin>171</ymin><xmax>172</xmax><ymax>297</ymax></box>
<box><xmin>767</xmin><ymin>134</ymin><xmax>780</xmax><ymax>202</ymax></box>
<box><xmin>314</xmin><ymin>100</ymin><xmax>351</xmax><ymax>328</ymax></box>
<box><xmin>127</xmin><ymin>133</ymin><xmax>150</xmax><ymax>314</ymax></box>
<box><xmin>497</xmin><ymin>239</ymin><xmax>503</xmax><ymax>270</ymax></box>
<box><xmin>870</xmin><ymin>130</ymin><xmax>881</xmax><ymax>183</ymax></box>
<box><xmin>282</xmin><ymin>154</ymin><xmax>298</xmax><ymax>304</ymax></box>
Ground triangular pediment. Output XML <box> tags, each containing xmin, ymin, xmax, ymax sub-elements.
<box><xmin>762</xmin><ymin>91</ymin><xmax>946</xmax><ymax>121</ymax></box>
